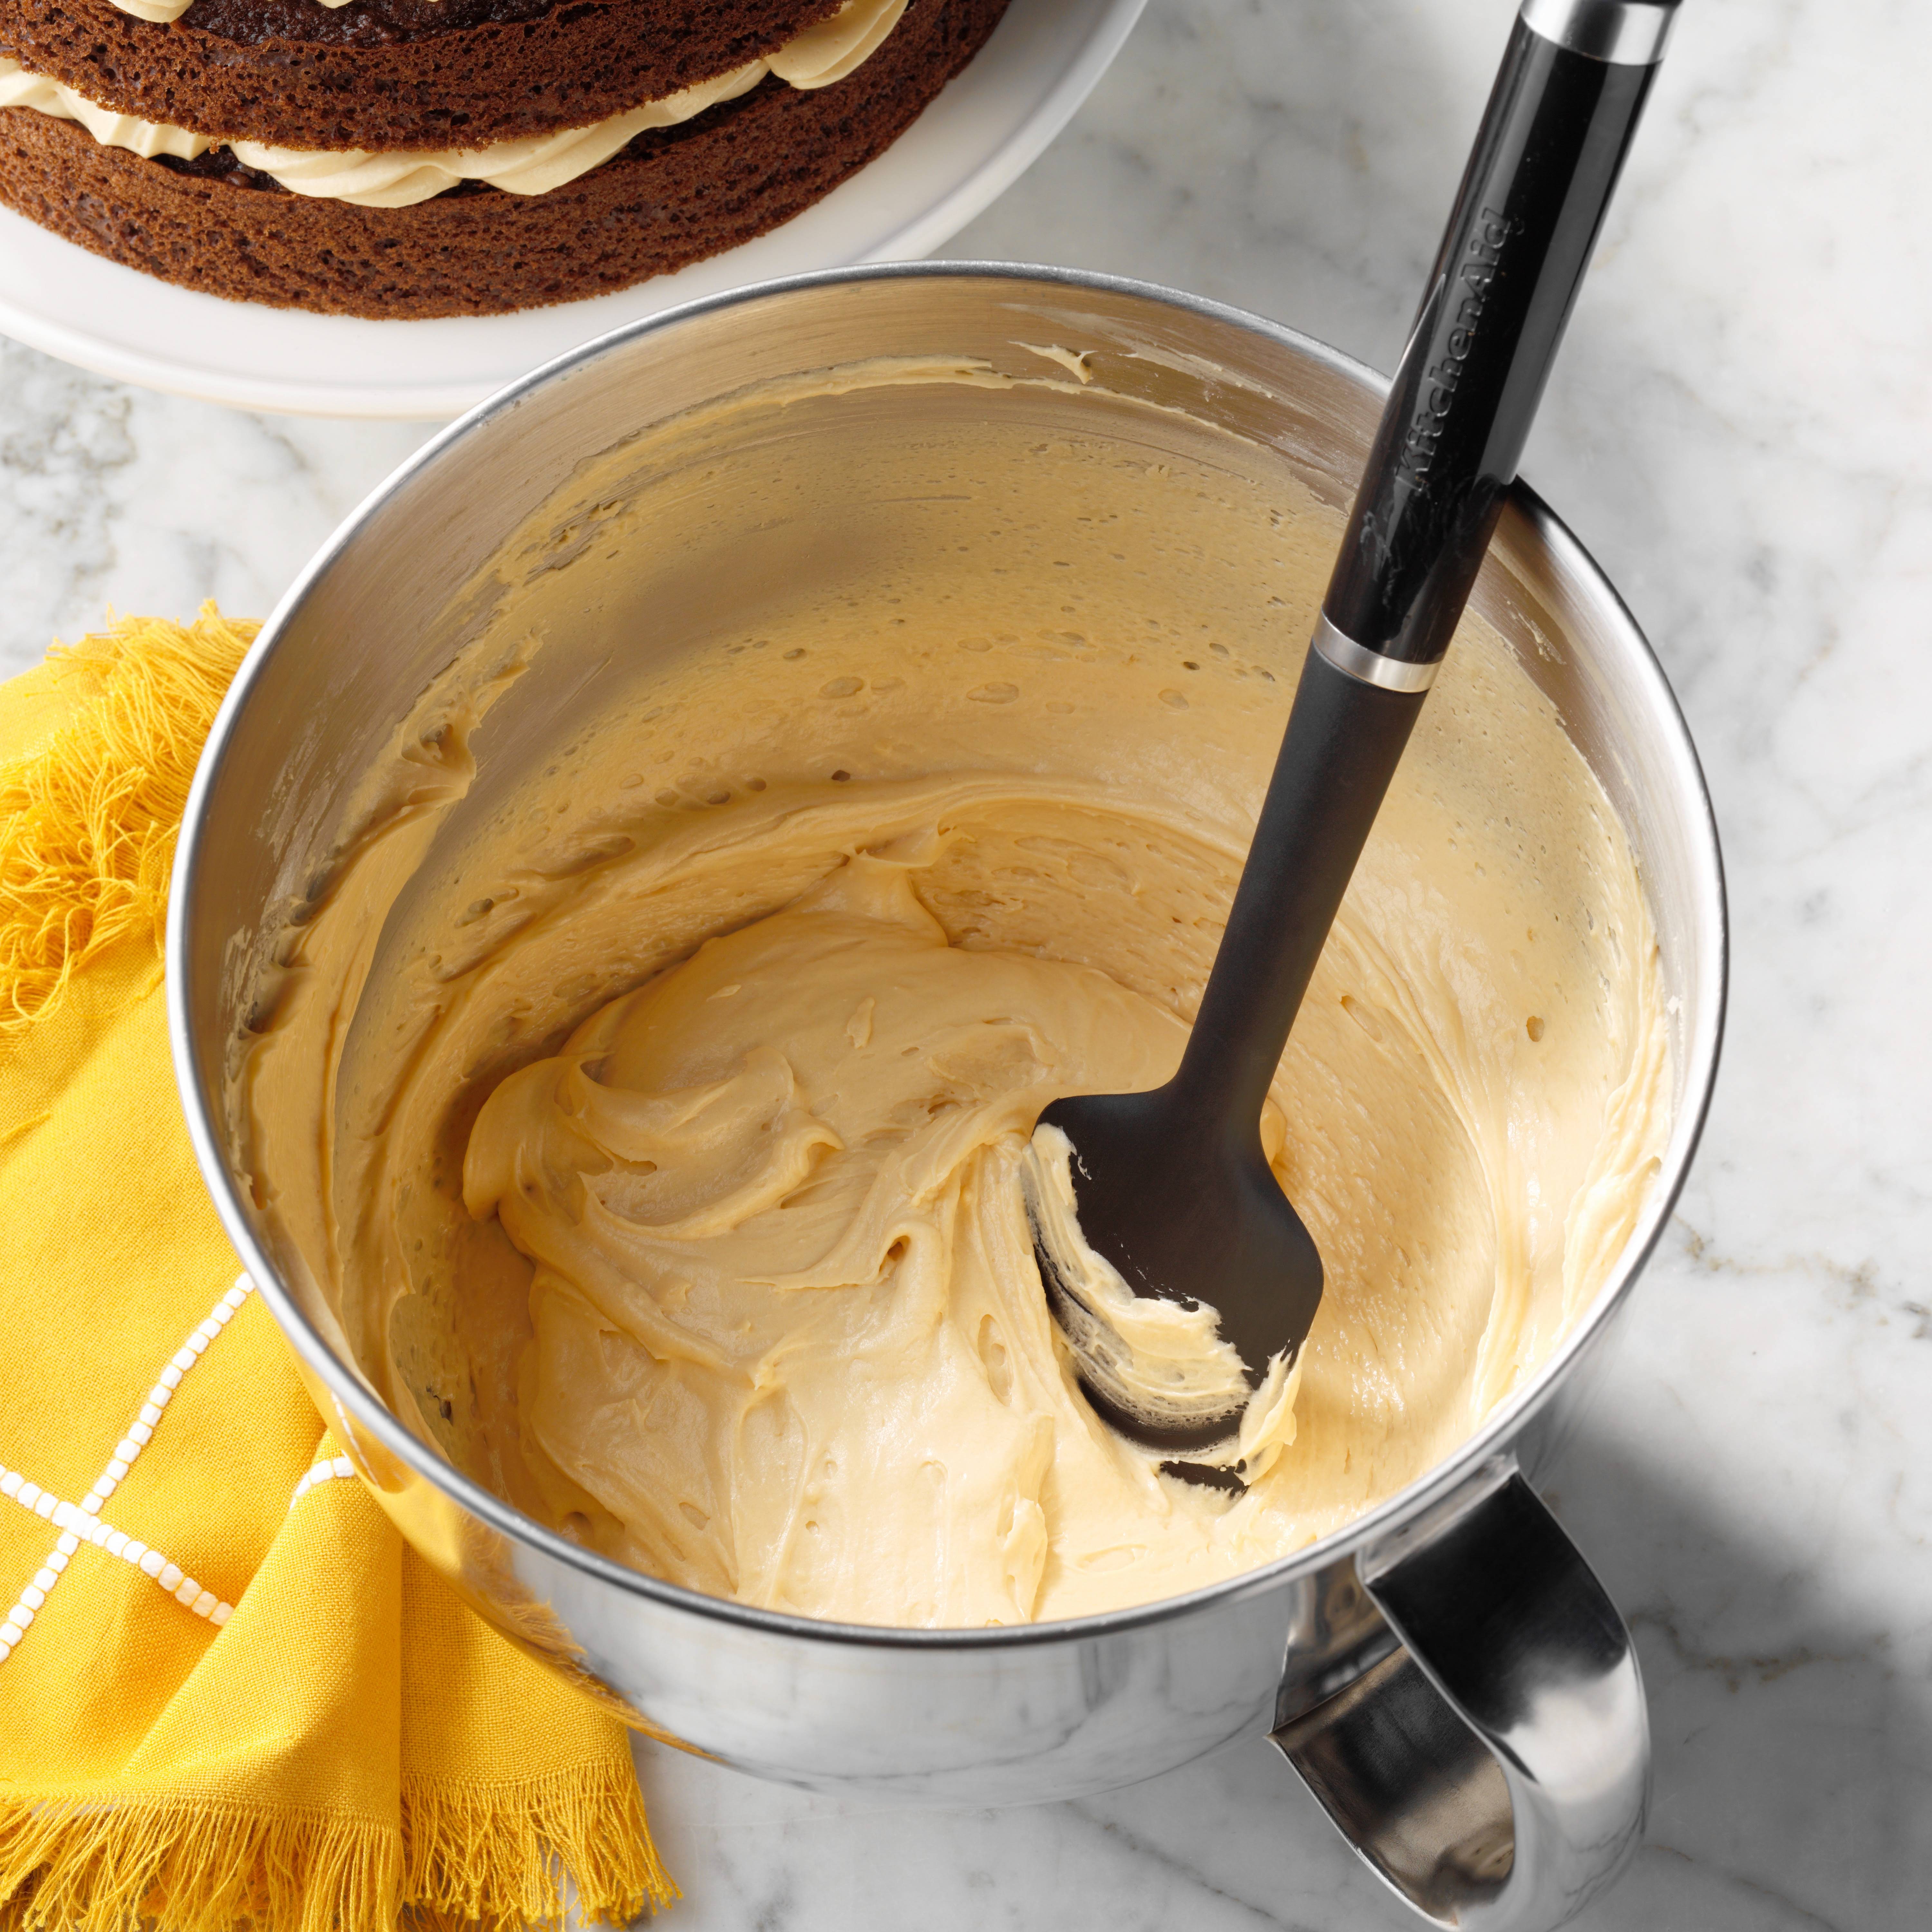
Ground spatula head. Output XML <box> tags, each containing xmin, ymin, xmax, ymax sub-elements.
<box><xmin>1023</xmin><ymin>1083</ymin><xmax>1324</xmax><ymax>1461</ymax></box>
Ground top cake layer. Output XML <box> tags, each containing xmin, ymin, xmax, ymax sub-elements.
<box><xmin>95</xmin><ymin>0</ymin><xmax>833</xmax><ymax>30</ymax></box>
<box><xmin>0</xmin><ymin>0</ymin><xmax>851</xmax><ymax>149</ymax></box>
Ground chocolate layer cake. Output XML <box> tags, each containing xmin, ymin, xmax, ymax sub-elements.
<box><xmin>0</xmin><ymin>0</ymin><xmax>1009</xmax><ymax>317</ymax></box>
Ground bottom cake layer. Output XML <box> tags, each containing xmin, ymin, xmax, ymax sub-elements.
<box><xmin>0</xmin><ymin>0</ymin><xmax>1006</xmax><ymax>319</ymax></box>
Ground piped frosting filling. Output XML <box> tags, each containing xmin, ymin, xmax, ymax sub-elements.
<box><xmin>0</xmin><ymin>0</ymin><xmax>905</xmax><ymax>207</ymax></box>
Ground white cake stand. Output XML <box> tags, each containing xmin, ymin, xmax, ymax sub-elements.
<box><xmin>0</xmin><ymin>0</ymin><xmax>1145</xmax><ymax>418</ymax></box>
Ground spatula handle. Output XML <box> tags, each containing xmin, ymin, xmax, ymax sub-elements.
<box><xmin>1174</xmin><ymin>0</ymin><xmax>1678</xmax><ymax>1125</ymax></box>
<box><xmin>1325</xmin><ymin>0</ymin><xmax>1676</xmax><ymax>672</ymax></box>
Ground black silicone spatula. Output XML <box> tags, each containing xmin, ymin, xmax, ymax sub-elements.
<box><xmin>1026</xmin><ymin>0</ymin><xmax>1681</xmax><ymax>1466</ymax></box>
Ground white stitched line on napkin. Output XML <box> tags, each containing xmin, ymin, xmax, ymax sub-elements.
<box><xmin>0</xmin><ymin>1273</ymin><xmax>255</xmax><ymax>1662</ymax></box>
<box><xmin>290</xmin><ymin>1454</ymin><xmax>361</xmax><ymax>1508</ymax></box>
<box><xmin>0</xmin><ymin>1482</ymin><xmax>236</xmax><ymax>1635</ymax></box>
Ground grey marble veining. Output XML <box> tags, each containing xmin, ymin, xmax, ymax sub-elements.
<box><xmin>5</xmin><ymin>0</ymin><xmax>1929</xmax><ymax>1924</ymax></box>
<box><xmin>0</xmin><ymin>350</ymin><xmax>423</xmax><ymax>673</ymax></box>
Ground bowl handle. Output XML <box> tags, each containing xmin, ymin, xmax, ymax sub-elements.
<box><xmin>1271</xmin><ymin>1460</ymin><xmax>1648</xmax><ymax>1930</ymax></box>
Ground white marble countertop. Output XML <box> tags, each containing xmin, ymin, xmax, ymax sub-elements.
<box><xmin>5</xmin><ymin>0</ymin><xmax>1927</xmax><ymax>1925</ymax></box>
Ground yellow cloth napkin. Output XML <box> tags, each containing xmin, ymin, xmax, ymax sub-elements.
<box><xmin>0</xmin><ymin>610</ymin><xmax>677</xmax><ymax>1932</ymax></box>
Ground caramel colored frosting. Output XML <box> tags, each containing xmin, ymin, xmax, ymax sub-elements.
<box><xmin>462</xmin><ymin>849</ymin><xmax>1245</xmax><ymax>1623</ymax></box>
<box><xmin>240</xmin><ymin>359</ymin><xmax>1669</xmax><ymax>1628</ymax></box>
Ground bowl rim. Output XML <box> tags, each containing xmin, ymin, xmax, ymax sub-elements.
<box><xmin>167</xmin><ymin>258</ymin><xmax>1729</xmax><ymax>1653</ymax></box>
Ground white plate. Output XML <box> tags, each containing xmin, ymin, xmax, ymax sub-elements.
<box><xmin>0</xmin><ymin>0</ymin><xmax>1144</xmax><ymax>418</ymax></box>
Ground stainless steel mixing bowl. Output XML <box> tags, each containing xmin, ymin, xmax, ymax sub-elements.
<box><xmin>168</xmin><ymin>264</ymin><xmax>1725</xmax><ymax>1932</ymax></box>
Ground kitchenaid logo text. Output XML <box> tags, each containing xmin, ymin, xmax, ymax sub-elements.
<box><xmin>1393</xmin><ymin>208</ymin><xmax>1514</xmax><ymax>495</ymax></box>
